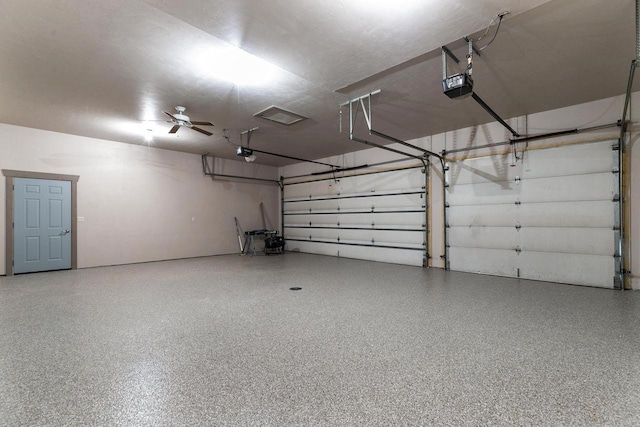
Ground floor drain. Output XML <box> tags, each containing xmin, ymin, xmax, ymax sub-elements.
<box><xmin>289</xmin><ymin>287</ymin><xmax>302</xmax><ymax>291</ymax></box>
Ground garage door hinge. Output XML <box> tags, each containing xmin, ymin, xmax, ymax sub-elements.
<box><xmin>515</xmin><ymin>222</ymin><xmax>522</xmax><ymax>230</ymax></box>
<box><xmin>612</xmin><ymin>167</ymin><xmax>620</xmax><ymax>174</ymax></box>
<box><xmin>612</xmin><ymin>194</ymin><xmax>620</xmax><ymax>202</ymax></box>
<box><xmin>515</xmin><ymin>246</ymin><xmax>522</xmax><ymax>254</ymax></box>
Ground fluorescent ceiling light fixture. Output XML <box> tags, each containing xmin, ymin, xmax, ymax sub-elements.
<box><xmin>192</xmin><ymin>45</ymin><xmax>281</xmax><ymax>86</ymax></box>
<box><xmin>254</xmin><ymin>106</ymin><xmax>308</xmax><ymax>126</ymax></box>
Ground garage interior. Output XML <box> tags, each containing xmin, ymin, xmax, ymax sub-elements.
<box><xmin>1</xmin><ymin>0</ymin><xmax>640</xmax><ymax>424</ymax></box>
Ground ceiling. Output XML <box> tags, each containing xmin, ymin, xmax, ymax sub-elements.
<box><xmin>0</xmin><ymin>0</ymin><xmax>636</xmax><ymax>167</ymax></box>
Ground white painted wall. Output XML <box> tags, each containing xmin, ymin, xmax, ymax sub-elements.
<box><xmin>281</xmin><ymin>93</ymin><xmax>640</xmax><ymax>289</ymax></box>
<box><xmin>0</xmin><ymin>124</ymin><xmax>280</xmax><ymax>274</ymax></box>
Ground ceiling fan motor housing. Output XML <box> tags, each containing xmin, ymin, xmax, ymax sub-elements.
<box><xmin>173</xmin><ymin>106</ymin><xmax>190</xmax><ymax>123</ymax></box>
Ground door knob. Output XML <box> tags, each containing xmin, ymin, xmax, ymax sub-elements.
<box><xmin>62</xmin><ymin>229</ymin><xmax>70</xmax><ymax>235</ymax></box>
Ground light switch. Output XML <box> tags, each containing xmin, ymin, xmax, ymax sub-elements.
<box><xmin>78</xmin><ymin>216</ymin><xmax>85</xmax><ymax>222</ymax></box>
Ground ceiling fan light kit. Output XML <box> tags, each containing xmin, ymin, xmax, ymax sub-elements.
<box><xmin>162</xmin><ymin>106</ymin><xmax>215</xmax><ymax>136</ymax></box>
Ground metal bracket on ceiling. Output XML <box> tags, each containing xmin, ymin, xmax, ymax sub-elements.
<box><xmin>339</xmin><ymin>90</ymin><xmax>442</xmax><ymax>166</ymax></box>
<box><xmin>463</xmin><ymin>37</ymin><xmax>482</xmax><ymax>58</ymax></box>
<box><xmin>240</xmin><ymin>127</ymin><xmax>259</xmax><ymax>148</ymax></box>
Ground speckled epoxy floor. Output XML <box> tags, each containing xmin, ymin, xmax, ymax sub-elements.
<box><xmin>0</xmin><ymin>252</ymin><xmax>639</xmax><ymax>426</ymax></box>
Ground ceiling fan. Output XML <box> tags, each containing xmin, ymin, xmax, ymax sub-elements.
<box><xmin>162</xmin><ymin>106</ymin><xmax>214</xmax><ymax>136</ymax></box>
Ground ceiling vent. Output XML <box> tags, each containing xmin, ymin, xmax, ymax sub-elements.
<box><xmin>254</xmin><ymin>106</ymin><xmax>307</xmax><ymax>126</ymax></box>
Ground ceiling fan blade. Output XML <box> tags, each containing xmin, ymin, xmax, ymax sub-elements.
<box><xmin>163</xmin><ymin>111</ymin><xmax>178</xmax><ymax>120</ymax></box>
<box><xmin>168</xmin><ymin>125</ymin><xmax>180</xmax><ymax>134</ymax></box>
<box><xmin>190</xmin><ymin>121</ymin><xmax>215</xmax><ymax>126</ymax></box>
<box><xmin>191</xmin><ymin>126</ymin><xmax>213</xmax><ymax>136</ymax></box>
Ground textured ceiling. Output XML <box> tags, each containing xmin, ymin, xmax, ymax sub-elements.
<box><xmin>0</xmin><ymin>0</ymin><xmax>635</xmax><ymax>166</ymax></box>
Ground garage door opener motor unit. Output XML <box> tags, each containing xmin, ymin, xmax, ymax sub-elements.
<box><xmin>442</xmin><ymin>41</ymin><xmax>474</xmax><ymax>99</ymax></box>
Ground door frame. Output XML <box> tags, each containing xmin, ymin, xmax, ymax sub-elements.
<box><xmin>3</xmin><ymin>170</ymin><xmax>79</xmax><ymax>276</ymax></box>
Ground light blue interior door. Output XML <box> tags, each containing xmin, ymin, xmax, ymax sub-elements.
<box><xmin>14</xmin><ymin>178</ymin><xmax>72</xmax><ymax>274</ymax></box>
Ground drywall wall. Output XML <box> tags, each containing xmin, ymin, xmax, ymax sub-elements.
<box><xmin>281</xmin><ymin>93</ymin><xmax>639</xmax><ymax>289</ymax></box>
<box><xmin>0</xmin><ymin>124</ymin><xmax>280</xmax><ymax>274</ymax></box>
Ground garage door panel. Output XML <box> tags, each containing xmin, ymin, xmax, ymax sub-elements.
<box><xmin>286</xmin><ymin>192</ymin><xmax>423</xmax><ymax>211</ymax></box>
<box><xmin>522</xmin><ymin>142</ymin><xmax>613</xmax><ymax>178</ymax></box>
<box><xmin>519</xmin><ymin>173</ymin><xmax>613</xmax><ymax>203</ymax></box>
<box><xmin>286</xmin><ymin>240</ymin><xmax>424</xmax><ymax>266</ymax></box>
<box><xmin>337</xmin><ymin>229</ymin><xmax>424</xmax><ymax>245</ymax></box>
<box><xmin>448</xmin><ymin>182</ymin><xmax>521</xmax><ymax>206</ymax></box>
<box><xmin>286</xmin><ymin>228</ymin><xmax>423</xmax><ymax>245</ymax></box>
<box><xmin>286</xmin><ymin>240</ymin><xmax>338</xmax><ymax>257</ymax></box>
<box><xmin>519</xmin><ymin>252</ymin><xmax>614</xmax><ymax>288</ymax></box>
<box><xmin>520</xmin><ymin>228</ymin><xmax>614</xmax><ymax>256</ymax></box>
<box><xmin>448</xmin><ymin>157</ymin><xmax>521</xmax><ymax>186</ymax></box>
<box><xmin>342</xmin><ymin>169</ymin><xmax>424</xmax><ymax>193</ymax></box>
<box><xmin>284</xmin><ymin>181</ymin><xmax>337</xmax><ymax>199</ymax></box>
<box><xmin>448</xmin><ymin>202</ymin><xmax>614</xmax><ymax>229</ymax></box>
<box><xmin>337</xmin><ymin>194</ymin><xmax>423</xmax><ymax>210</ymax></box>
<box><xmin>448</xmin><ymin>204</ymin><xmax>519</xmax><ymax>227</ymax></box>
<box><xmin>284</xmin><ymin>167</ymin><xmax>426</xmax><ymax>266</ymax></box>
<box><xmin>449</xmin><ymin>247</ymin><xmax>519</xmax><ymax>277</ymax></box>
<box><xmin>338</xmin><ymin>245</ymin><xmax>424</xmax><ymax>266</ymax></box>
<box><xmin>449</xmin><ymin>142</ymin><xmax>613</xmax><ymax>186</ymax></box>
<box><xmin>518</xmin><ymin>201</ymin><xmax>614</xmax><ymax>228</ymax></box>
<box><xmin>449</xmin><ymin>172</ymin><xmax>613</xmax><ymax>206</ymax></box>
<box><xmin>446</xmin><ymin>140</ymin><xmax>618</xmax><ymax>288</ymax></box>
<box><xmin>329</xmin><ymin>212</ymin><xmax>425</xmax><ymax>226</ymax></box>
<box><xmin>449</xmin><ymin>227</ymin><xmax>516</xmax><ymax>250</ymax></box>
<box><xmin>287</xmin><ymin>228</ymin><xmax>339</xmax><ymax>241</ymax></box>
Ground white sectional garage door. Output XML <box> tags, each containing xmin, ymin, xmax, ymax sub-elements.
<box><xmin>445</xmin><ymin>140</ymin><xmax>620</xmax><ymax>288</ymax></box>
<box><xmin>283</xmin><ymin>166</ymin><xmax>427</xmax><ymax>266</ymax></box>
